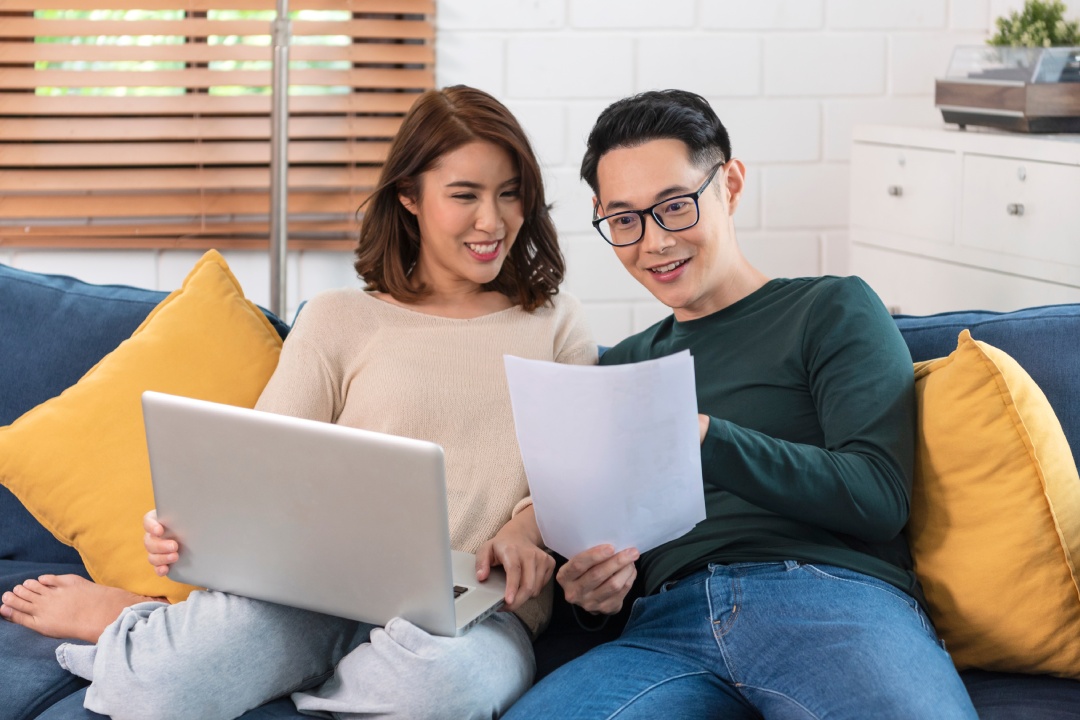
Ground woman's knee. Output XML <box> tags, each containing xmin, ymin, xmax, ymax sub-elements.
<box><xmin>344</xmin><ymin>615</ymin><xmax>534</xmax><ymax>720</ymax></box>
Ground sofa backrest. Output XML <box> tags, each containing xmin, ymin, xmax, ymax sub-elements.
<box><xmin>0</xmin><ymin>262</ymin><xmax>288</xmax><ymax>563</ymax></box>
<box><xmin>895</xmin><ymin>304</ymin><xmax>1080</xmax><ymax>471</ymax></box>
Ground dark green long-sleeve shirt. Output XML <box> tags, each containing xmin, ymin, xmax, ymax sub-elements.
<box><xmin>600</xmin><ymin>276</ymin><xmax>922</xmax><ymax>605</ymax></box>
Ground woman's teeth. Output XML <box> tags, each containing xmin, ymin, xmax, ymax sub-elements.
<box><xmin>467</xmin><ymin>241</ymin><xmax>499</xmax><ymax>254</ymax></box>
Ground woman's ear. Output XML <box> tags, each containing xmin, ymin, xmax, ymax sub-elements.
<box><xmin>398</xmin><ymin>192</ymin><xmax>419</xmax><ymax>216</ymax></box>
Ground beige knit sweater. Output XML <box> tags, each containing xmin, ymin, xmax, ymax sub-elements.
<box><xmin>254</xmin><ymin>288</ymin><xmax>597</xmax><ymax>636</ymax></box>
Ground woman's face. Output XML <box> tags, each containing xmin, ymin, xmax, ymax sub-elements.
<box><xmin>400</xmin><ymin>140</ymin><xmax>524</xmax><ymax>295</ymax></box>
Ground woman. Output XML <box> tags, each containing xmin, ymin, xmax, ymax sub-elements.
<box><xmin>10</xmin><ymin>85</ymin><xmax>595</xmax><ymax>720</ymax></box>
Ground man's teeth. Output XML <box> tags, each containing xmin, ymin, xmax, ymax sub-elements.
<box><xmin>467</xmin><ymin>241</ymin><xmax>499</xmax><ymax>254</ymax></box>
<box><xmin>651</xmin><ymin>259</ymin><xmax>686</xmax><ymax>273</ymax></box>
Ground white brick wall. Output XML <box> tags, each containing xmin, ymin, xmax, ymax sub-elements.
<box><xmin>436</xmin><ymin>0</ymin><xmax>1077</xmax><ymax>344</ymax></box>
<box><xmin>763</xmin><ymin>35</ymin><xmax>887</xmax><ymax>96</ymax></box>
<box><xmin>8</xmin><ymin>0</ymin><xmax>1076</xmax><ymax>346</ymax></box>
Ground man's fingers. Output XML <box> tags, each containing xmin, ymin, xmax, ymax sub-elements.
<box><xmin>602</xmin><ymin>562</ymin><xmax>636</xmax><ymax>596</ymax></box>
<box><xmin>561</xmin><ymin>545</ymin><xmax>616</xmax><ymax>582</ymax></box>
<box><xmin>577</xmin><ymin>548</ymin><xmax>638</xmax><ymax>590</ymax></box>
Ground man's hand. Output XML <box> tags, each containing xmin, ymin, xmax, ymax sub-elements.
<box><xmin>476</xmin><ymin>506</ymin><xmax>555</xmax><ymax>613</ymax></box>
<box><xmin>143</xmin><ymin>509</ymin><xmax>179</xmax><ymax>576</ymax></box>
<box><xmin>699</xmin><ymin>413</ymin><xmax>710</xmax><ymax>444</ymax></box>
<box><xmin>557</xmin><ymin>544</ymin><xmax>639</xmax><ymax>615</ymax></box>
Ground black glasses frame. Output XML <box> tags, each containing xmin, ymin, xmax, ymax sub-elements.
<box><xmin>591</xmin><ymin>162</ymin><xmax>725</xmax><ymax>247</ymax></box>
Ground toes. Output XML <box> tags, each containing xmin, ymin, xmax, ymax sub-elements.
<box><xmin>19</xmin><ymin>580</ymin><xmax>44</xmax><ymax>596</ymax></box>
<box><xmin>2</xmin><ymin>591</ymin><xmax>33</xmax><ymax>614</ymax></box>
<box><xmin>37</xmin><ymin>574</ymin><xmax>59</xmax><ymax>587</ymax></box>
<box><xmin>3</xmin><ymin>606</ymin><xmax>35</xmax><ymax>630</ymax></box>
<box><xmin>0</xmin><ymin>603</ymin><xmax>11</xmax><ymax>620</ymax></box>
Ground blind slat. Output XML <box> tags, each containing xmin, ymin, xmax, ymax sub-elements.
<box><xmin>1</xmin><ymin>18</ymin><xmax>434</xmax><ymax>39</ymax></box>
<box><xmin>0</xmin><ymin>191</ymin><xmax>369</xmax><ymax>218</ymax></box>
<box><xmin>0</xmin><ymin>236</ymin><xmax>358</xmax><ymax>252</ymax></box>
<box><xmin>0</xmin><ymin>140</ymin><xmax>393</xmax><ymax>166</ymax></box>
<box><xmin>0</xmin><ymin>166</ymin><xmax>382</xmax><ymax>191</ymax></box>
<box><xmin>0</xmin><ymin>116</ymin><xmax>403</xmax><ymax>141</ymax></box>
<box><xmin>0</xmin><ymin>41</ymin><xmax>434</xmax><ymax>64</ymax></box>
<box><xmin>0</xmin><ymin>92</ymin><xmax>421</xmax><ymax>116</ymax></box>
<box><xmin>3</xmin><ymin>220</ymin><xmax>359</xmax><ymax>237</ymax></box>
<box><xmin>0</xmin><ymin>0</ymin><xmax>433</xmax><ymax>11</ymax></box>
<box><xmin>1</xmin><ymin>67</ymin><xmax>433</xmax><ymax>90</ymax></box>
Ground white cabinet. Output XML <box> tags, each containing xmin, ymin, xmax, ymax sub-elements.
<box><xmin>849</xmin><ymin>125</ymin><xmax>1080</xmax><ymax>315</ymax></box>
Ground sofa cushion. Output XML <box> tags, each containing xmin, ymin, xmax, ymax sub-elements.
<box><xmin>961</xmin><ymin>669</ymin><xmax>1080</xmax><ymax>720</ymax></box>
<box><xmin>0</xmin><ymin>559</ymin><xmax>92</xmax><ymax>720</ymax></box>
<box><xmin>909</xmin><ymin>330</ymin><xmax>1080</xmax><ymax>678</ymax></box>
<box><xmin>0</xmin><ymin>265</ymin><xmax>167</xmax><ymax>566</ymax></box>
<box><xmin>0</xmin><ymin>251</ymin><xmax>283</xmax><ymax>603</ymax></box>
<box><xmin>895</xmin><ymin>304</ymin><xmax>1080</xmax><ymax>469</ymax></box>
<box><xmin>0</xmin><ymin>260</ymin><xmax>288</xmax><ymax>566</ymax></box>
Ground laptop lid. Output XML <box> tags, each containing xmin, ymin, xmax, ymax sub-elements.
<box><xmin>141</xmin><ymin>391</ymin><xmax>504</xmax><ymax>637</ymax></box>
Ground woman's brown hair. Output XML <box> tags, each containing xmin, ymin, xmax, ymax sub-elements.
<box><xmin>354</xmin><ymin>85</ymin><xmax>564</xmax><ymax>312</ymax></box>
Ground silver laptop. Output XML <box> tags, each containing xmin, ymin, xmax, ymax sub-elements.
<box><xmin>141</xmin><ymin>390</ymin><xmax>506</xmax><ymax>637</ymax></box>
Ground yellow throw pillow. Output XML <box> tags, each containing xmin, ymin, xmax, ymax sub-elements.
<box><xmin>0</xmin><ymin>250</ymin><xmax>282</xmax><ymax>603</ymax></box>
<box><xmin>909</xmin><ymin>329</ymin><xmax>1080</xmax><ymax>677</ymax></box>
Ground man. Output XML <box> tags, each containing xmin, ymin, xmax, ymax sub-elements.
<box><xmin>505</xmin><ymin>90</ymin><xmax>977</xmax><ymax>719</ymax></box>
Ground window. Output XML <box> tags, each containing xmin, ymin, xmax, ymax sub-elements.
<box><xmin>0</xmin><ymin>1</ymin><xmax>434</xmax><ymax>250</ymax></box>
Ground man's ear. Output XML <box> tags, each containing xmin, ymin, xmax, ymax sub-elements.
<box><xmin>723</xmin><ymin>159</ymin><xmax>746</xmax><ymax>215</ymax></box>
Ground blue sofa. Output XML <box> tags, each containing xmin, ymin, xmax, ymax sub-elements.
<box><xmin>3</xmin><ymin>261</ymin><xmax>1080</xmax><ymax>719</ymax></box>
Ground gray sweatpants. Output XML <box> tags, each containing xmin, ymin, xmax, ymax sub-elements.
<box><xmin>56</xmin><ymin>590</ymin><xmax>534</xmax><ymax>720</ymax></box>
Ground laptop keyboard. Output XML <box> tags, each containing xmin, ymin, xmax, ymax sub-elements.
<box><xmin>453</xmin><ymin>585</ymin><xmax>469</xmax><ymax>599</ymax></box>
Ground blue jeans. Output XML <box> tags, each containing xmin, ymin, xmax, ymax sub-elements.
<box><xmin>506</xmin><ymin>561</ymin><xmax>978</xmax><ymax>720</ymax></box>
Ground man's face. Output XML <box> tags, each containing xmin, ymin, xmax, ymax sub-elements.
<box><xmin>594</xmin><ymin>138</ymin><xmax>745</xmax><ymax>322</ymax></box>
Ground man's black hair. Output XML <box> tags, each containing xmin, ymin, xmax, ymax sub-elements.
<box><xmin>580</xmin><ymin>89</ymin><xmax>731</xmax><ymax>196</ymax></box>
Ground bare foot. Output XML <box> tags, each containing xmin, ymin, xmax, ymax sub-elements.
<box><xmin>0</xmin><ymin>574</ymin><xmax>153</xmax><ymax>643</ymax></box>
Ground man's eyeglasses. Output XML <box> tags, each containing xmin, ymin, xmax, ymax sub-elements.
<box><xmin>592</xmin><ymin>162</ymin><xmax>724</xmax><ymax>247</ymax></box>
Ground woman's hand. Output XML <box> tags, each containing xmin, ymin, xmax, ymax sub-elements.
<box><xmin>143</xmin><ymin>509</ymin><xmax>180</xmax><ymax>576</ymax></box>
<box><xmin>475</xmin><ymin>506</ymin><xmax>555</xmax><ymax>613</ymax></box>
<box><xmin>557</xmin><ymin>544</ymin><xmax>639</xmax><ymax>615</ymax></box>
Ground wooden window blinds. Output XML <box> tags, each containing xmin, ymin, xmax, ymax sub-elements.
<box><xmin>0</xmin><ymin>1</ymin><xmax>434</xmax><ymax>250</ymax></box>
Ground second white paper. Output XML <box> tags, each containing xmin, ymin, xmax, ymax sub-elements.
<box><xmin>504</xmin><ymin>350</ymin><xmax>706</xmax><ymax>559</ymax></box>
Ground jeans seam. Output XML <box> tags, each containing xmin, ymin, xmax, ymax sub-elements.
<box><xmin>740</xmin><ymin>683</ymin><xmax>823</xmax><ymax>720</ymax></box>
<box><xmin>605</xmin><ymin>671</ymin><xmax>715</xmax><ymax>719</ymax></box>
<box><xmin>713</xmin><ymin>575</ymin><xmax>741</xmax><ymax>638</ymax></box>
<box><xmin>706</xmin><ymin>572</ymin><xmax>742</xmax><ymax>685</ymax></box>
<box><xmin>799</xmin><ymin>564</ymin><xmax>935</xmax><ymax>642</ymax></box>
<box><xmin>800</xmin><ymin>564</ymin><xmax>915</xmax><ymax>609</ymax></box>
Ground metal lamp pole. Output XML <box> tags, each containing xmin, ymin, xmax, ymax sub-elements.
<box><xmin>268</xmin><ymin>0</ymin><xmax>291</xmax><ymax>317</ymax></box>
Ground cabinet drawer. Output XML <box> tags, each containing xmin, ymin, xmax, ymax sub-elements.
<box><xmin>960</xmin><ymin>155</ymin><xmax>1080</xmax><ymax>267</ymax></box>
<box><xmin>850</xmin><ymin>143</ymin><xmax>956</xmax><ymax>244</ymax></box>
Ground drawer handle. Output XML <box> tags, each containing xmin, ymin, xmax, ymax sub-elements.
<box><xmin>887</xmin><ymin>185</ymin><xmax>903</xmax><ymax>197</ymax></box>
<box><xmin>1006</xmin><ymin>203</ymin><xmax>1025</xmax><ymax>216</ymax></box>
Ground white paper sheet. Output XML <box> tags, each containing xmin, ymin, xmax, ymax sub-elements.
<box><xmin>504</xmin><ymin>350</ymin><xmax>706</xmax><ymax>559</ymax></box>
